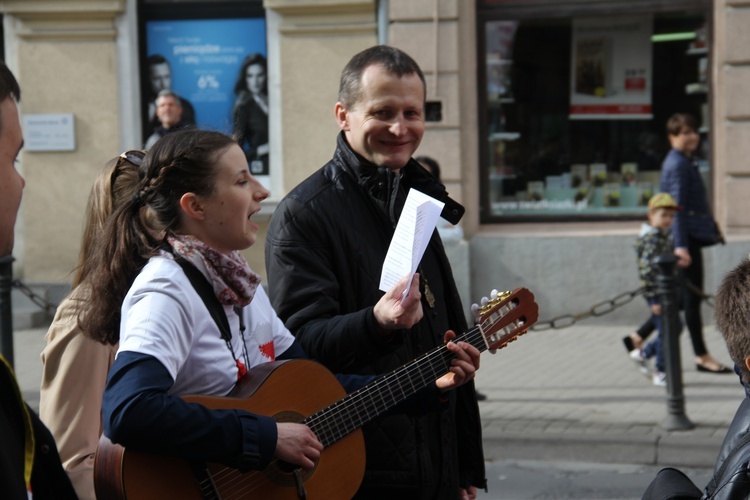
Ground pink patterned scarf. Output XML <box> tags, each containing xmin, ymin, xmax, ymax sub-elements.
<box><xmin>167</xmin><ymin>234</ymin><xmax>261</xmax><ymax>307</ymax></box>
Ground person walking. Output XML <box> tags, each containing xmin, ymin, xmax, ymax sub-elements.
<box><xmin>659</xmin><ymin>112</ymin><xmax>729</xmax><ymax>374</ymax></box>
<box><xmin>627</xmin><ymin>193</ymin><xmax>682</xmax><ymax>386</ymax></box>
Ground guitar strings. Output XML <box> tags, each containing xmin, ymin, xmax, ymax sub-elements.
<box><xmin>306</xmin><ymin>297</ymin><xmax>523</xmax><ymax>446</ymax></box>
<box><xmin>199</xmin><ymin>295</ymin><xmax>525</xmax><ymax>497</ymax></box>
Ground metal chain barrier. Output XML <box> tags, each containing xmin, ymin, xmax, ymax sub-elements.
<box><xmin>10</xmin><ymin>273</ymin><xmax>715</xmax><ymax>329</ymax></box>
<box><xmin>12</xmin><ymin>279</ymin><xmax>58</xmax><ymax>314</ymax></box>
<box><xmin>531</xmin><ymin>287</ymin><xmax>646</xmax><ymax>331</ymax></box>
<box><xmin>529</xmin><ymin>277</ymin><xmax>714</xmax><ymax>332</ymax></box>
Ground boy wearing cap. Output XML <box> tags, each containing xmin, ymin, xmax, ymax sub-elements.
<box><xmin>630</xmin><ymin>193</ymin><xmax>682</xmax><ymax>386</ymax></box>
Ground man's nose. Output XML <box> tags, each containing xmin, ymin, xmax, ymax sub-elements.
<box><xmin>389</xmin><ymin>115</ymin><xmax>406</xmax><ymax>136</ymax></box>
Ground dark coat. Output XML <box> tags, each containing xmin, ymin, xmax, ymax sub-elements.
<box><xmin>703</xmin><ymin>397</ymin><xmax>750</xmax><ymax>499</ymax></box>
<box><xmin>0</xmin><ymin>356</ymin><xmax>77</xmax><ymax>499</ymax></box>
<box><xmin>265</xmin><ymin>132</ymin><xmax>486</xmax><ymax>498</ymax></box>
<box><xmin>660</xmin><ymin>149</ymin><xmax>720</xmax><ymax>248</ymax></box>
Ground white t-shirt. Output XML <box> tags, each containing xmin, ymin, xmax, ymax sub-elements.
<box><xmin>117</xmin><ymin>253</ymin><xmax>296</xmax><ymax>397</ymax></box>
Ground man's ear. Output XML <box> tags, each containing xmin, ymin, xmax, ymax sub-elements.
<box><xmin>179</xmin><ymin>193</ymin><xmax>205</xmax><ymax>221</ymax></box>
<box><xmin>744</xmin><ymin>357</ymin><xmax>750</xmax><ymax>374</ymax></box>
<box><xmin>334</xmin><ymin>102</ymin><xmax>349</xmax><ymax>131</ymax></box>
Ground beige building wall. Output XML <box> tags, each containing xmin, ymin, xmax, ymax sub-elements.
<box><xmin>714</xmin><ymin>0</ymin><xmax>750</xmax><ymax>234</ymax></box>
<box><xmin>250</xmin><ymin>0</ymin><xmax>377</xmax><ymax>281</ymax></box>
<box><xmin>2</xmin><ymin>0</ymin><xmax>125</xmax><ymax>283</ymax></box>
<box><xmin>264</xmin><ymin>0</ymin><xmax>377</xmax><ymax>193</ymax></box>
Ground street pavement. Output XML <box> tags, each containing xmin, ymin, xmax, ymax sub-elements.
<box><xmin>9</xmin><ymin>319</ymin><xmax>741</xmax><ymax>475</ymax></box>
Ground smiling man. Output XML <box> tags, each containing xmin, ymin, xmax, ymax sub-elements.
<box><xmin>266</xmin><ymin>46</ymin><xmax>486</xmax><ymax>499</ymax></box>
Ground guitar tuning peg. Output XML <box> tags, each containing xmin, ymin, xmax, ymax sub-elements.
<box><xmin>491</xmin><ymin>289</ymin><xmax>499</xmax><ymax>299</ymax></box>
<box><xmin>480</xmin><ymin>296</ymin><xmax>490</xmax><ymax>306</ymax></box>
<box><xmin>470</xmin><ymin>303</ymin><xmax>479</xmax><ymax>316</ymax></box>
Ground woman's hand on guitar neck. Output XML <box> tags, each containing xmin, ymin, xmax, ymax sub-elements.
<box><xmin>275</xmin><ymin>422</ymin><xmax>323</xmax><ymax>470</ymax></box>
<box><xmin>435</xmin><ymin>331</ymin><xmax>481</xmax><ymax>393</ymax></box>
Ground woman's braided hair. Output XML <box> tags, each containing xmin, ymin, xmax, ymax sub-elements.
<box><xmin>80</xmin><ymin>129</ymin><xmax>237</xmax><ymax>344</ymax></box>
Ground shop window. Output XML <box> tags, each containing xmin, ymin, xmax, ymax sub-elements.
<box><xmin>479</xmin><ymin>11</ymin><xmax>709</xmax><ymax>222</ymax></box>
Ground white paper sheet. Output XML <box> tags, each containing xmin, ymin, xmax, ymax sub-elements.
<box><xmin>379</xmin><ymin>188</ymin><xmax>445</xmax><ymax>298</ymax></box>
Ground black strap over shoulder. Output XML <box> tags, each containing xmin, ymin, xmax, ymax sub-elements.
<box><xmin>174</xmin><ymin>257</ymin><xmax>232</xmax><ymax>342</ymax></box>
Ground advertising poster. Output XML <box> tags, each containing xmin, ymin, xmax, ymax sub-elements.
<box><xmin>569</xmin><ymin>16</ymin><xmax>653</xmax><ymax>120</ymax></box>
<box><xmin>145</xmin><ymin>18</ymin><xmax>269</xmax><ymax>176</ymax></box>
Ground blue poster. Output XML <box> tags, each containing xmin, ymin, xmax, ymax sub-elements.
<box><xmin>145</xmin><ymin>18</ymin><xmax>269</xmax><ymax>174</ymax></box>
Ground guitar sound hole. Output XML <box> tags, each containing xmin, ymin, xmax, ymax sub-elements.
<box><xmin>266</xmin><ymin>411</ymin><xmax>318</xmax><ymax>487</ymax></box>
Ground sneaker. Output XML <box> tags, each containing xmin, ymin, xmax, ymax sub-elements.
<box><xmin>652</xmin><ymin>372</ymin><xmax>667</xmax><ymax>387</ymax></box>
<box><xmin>629</xmin><ymin>349</ymin><xmax>649</xmax><ymax>375</ymax></box>
<box><xmin>629</xmin><ymin>349</ymin><xmax>645</xmax><ymax>362</ymax></box>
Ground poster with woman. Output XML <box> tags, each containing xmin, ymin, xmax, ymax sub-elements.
<box><xmin>145</xmin><ymin>17</ymin><xmax>269</xmax><ymax>176</ymax></box>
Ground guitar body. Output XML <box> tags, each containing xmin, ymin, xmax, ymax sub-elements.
<box><xmin>94</xmin><ymin>359</ymin><xmax>366</xmax><ymax>500</ymax></box>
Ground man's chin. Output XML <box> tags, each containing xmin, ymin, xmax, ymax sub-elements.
<box><xmin>377</xmin><ymin>156</ymin><xmax>411</xmax><ymax>172</ymax></box>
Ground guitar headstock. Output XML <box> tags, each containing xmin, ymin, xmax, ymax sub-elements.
<box><xmin>475</xmin><ymin>288</ymin><xmax>538</xmax><ymax>351</ymax></box>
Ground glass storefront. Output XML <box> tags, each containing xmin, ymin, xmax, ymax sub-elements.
<box><xmin>477</xmin><ymin>2</ymin><xmax>710</xmax><ymax>222</ymax></box>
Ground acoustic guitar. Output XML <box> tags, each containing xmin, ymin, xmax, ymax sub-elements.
<box><xmin>94</xmin><ymin>287</ymin><xmax>538</xmax><ymax>499</ymax></box>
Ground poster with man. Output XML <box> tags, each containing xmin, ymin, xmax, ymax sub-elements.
<box><xmin>144</xmin><ymin>18</ymin><xmax>269</xmax><ymax>177</ymax></box>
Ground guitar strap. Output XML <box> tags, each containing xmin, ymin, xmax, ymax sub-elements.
<box><xmin>174</xmin><ymin>256</ymin><xmax>234</xmax><ymax>341</ymax></box>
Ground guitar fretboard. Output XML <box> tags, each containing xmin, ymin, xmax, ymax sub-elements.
<box><xmin>303</xmin><ymin>299</ymin><xmax>520</xmax><ymax>448</ymax></box>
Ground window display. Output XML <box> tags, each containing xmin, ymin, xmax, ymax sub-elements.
<box><xmin>480</xmin><ymin>12</ymin><xmax>709</xmax><ymax>221</ymax></box>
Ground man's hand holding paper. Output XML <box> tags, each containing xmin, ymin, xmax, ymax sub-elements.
<box><xmin>373</xmin><ymin>273</ymin><xmax>424</xmax><ymax>336</ymax></box>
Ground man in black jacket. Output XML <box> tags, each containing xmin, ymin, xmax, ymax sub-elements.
<box><xmin>643</xmin><ymin>257</ymin><xmax>750</xmax><ymax>499</ymax></box>
<box><xmin>708</xmin><ymin>257</ymin><xmax>750</xmax><ymax>498</ymax></box>
<box><xmin>266</xmin><ymin>45</ymin><xmax>486</xmax><ymax>499</ymax></box>
<box><xmin>0</xmin><ymin>59</ymin><xmax>77</xmax><ymax>499</ymax></box>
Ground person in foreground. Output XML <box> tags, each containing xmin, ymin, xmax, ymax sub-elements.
<box><xmin>90</xmin><ymin>128</ymin><xmax>479</xmax><ymax>478</ymax></box>
<box><xmin>39</xmin><ymin>151</ymin><xmax>143</xmax><ymax>499</ymax></box>
<box><xmin>265</xmin><ymin>45</ymin><xmax>486</xmax><ymax>499</ymax></box>
<box><xmin>0</xmin><ymin>59</ymin><xmax>77</xmax><ymax>498</ymax></box>
<box><xmin>708</xmin><ymin>257</ymin><xmax>750</xmax><ymax>495</ymax></box>
<box><xmin>642</xmin><ymin>257</ymin><xmax>750</xmax><ymax>499</ymax></box>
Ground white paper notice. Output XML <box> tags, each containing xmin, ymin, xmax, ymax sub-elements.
<box><xmin>379</xmin><ymin>188</ymin><xmax>445</xmax><ymax>297</ymax></box>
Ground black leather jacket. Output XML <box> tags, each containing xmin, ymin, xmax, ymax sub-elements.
<box><xmin>266</xmin><ymin>133</ymin><xmax>486</xmax><ymax>498</ymax></box>
<box><xmin>703</xmin><ymin>397</ymin><xmax>750</xmax><ymax>499</ymax></box>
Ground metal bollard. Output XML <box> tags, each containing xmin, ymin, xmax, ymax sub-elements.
<box><xmin>0</xmin><ymin>255</ymin><xmax>14</xmax><ymax>368</ymax></box>
<box><xmin>655</xmin><ymin>254</ymin><xmax>694</xmax><ymax>430</ymax></box>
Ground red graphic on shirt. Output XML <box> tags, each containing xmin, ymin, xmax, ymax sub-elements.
<box><xmin>236</xmin><ymin>359</ymin><xmax>248</xmax><ymax>380</ymax></box>
<box><xmin>258</xmin><ymin>341</ymin><xmax>275</xmax><ymax>361</ymax></box>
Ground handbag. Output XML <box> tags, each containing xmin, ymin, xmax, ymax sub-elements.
<box><xmin>686</xmin><ymin>211</ymin><xmax>724</xmax><ymax>247</ymax></box>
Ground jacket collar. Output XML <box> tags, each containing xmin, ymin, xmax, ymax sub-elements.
<box><xmin>334</xmin><ymin>132</ymin><xmax>465</xmax><ymax>224</ymax></box>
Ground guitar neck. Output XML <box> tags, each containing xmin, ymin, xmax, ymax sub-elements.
<box><xmin>304</xmin><ymin>326</ymin><xmax>486</xmax><ymax>448</ymax></box>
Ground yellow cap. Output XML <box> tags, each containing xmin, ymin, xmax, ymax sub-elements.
<box><xmin>648</xmin><ymin>193</ymin><xmax>681</xmax><ymax>211</ymax></box>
